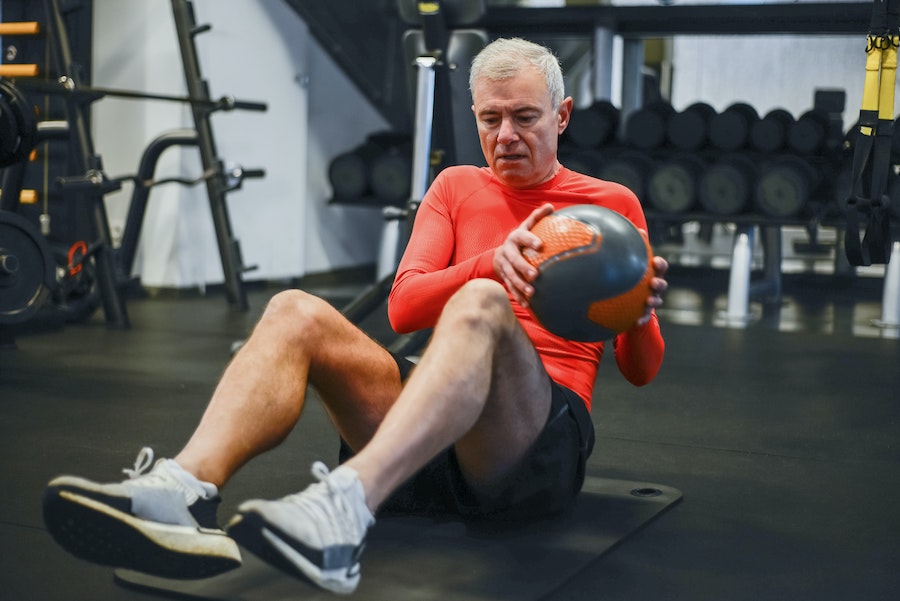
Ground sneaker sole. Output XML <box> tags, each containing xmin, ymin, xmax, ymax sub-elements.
<box><xmin>43</xmin><ymin>486</ymin><xmax>241</xmax><ymax>579</ymax></box>
<box><xmin>227</xmin><ymin>511</ymin><xmax>360</xmax><ymax>595</ymax></box>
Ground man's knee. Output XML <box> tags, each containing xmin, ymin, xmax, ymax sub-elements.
<box><xmin>257</xmin><ymin>289</ymin><xmax>332</xmax><ymax>342</ymax></box>
<box><xmin>442</xmin><ymin>279</ymin><xmax>515</xmax><ymax>332</ymax></box>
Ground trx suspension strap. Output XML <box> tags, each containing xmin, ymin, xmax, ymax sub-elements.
<box><xmin>846</xmin><ymin>0</ymin><xmax>900</xmax><ymax>266</ymax></box>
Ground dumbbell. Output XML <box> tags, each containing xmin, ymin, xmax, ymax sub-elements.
<box><xmin>597</xmin><ymin>150</ymin><xmax>653</xmax><ymax>201</ymax></box>
<box><xmin>565</xmin><ymin>100</ymin><xmax>619</xmax><ymax>149</ymax></box>
<box><xmin>646</xmin><ymin>153</ymin><xmax>705</xmax><ymax>214</ymax></box>
<box><xmin>624</xmin><ymin>102</ymin><xmax>674</xmax><ymax>150</ymax></box>
<box><xmin>699</xmin><ymin>153</ymin><xmax>758</xmax><ymax>216</ymax></box>
<box><xmin>666</xmin><ymin>102</ymin><xmax>716</xmax><ymax>151</ymax></box>
<box><xmin>754</xmin><ymin>155</ymin><xmax>819</xmax><ymax>218</ymax></box>
<box><xmin>709</xmin><ymin>102</ymin><xmax>759</xmax><ymax>152</ymax></box>
<box><xmin>750</xmin><ymin>109</ymin><xmax>794</xmax><ymax>153</ymax></box>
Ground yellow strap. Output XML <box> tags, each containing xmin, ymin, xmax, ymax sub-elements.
<box><xmin>862</xmin><ymin>39</ymin><xmax>882</xmax><ymax>114</ymax></box>
<box><xmin>877</xmin><ymin>37</ymin><xmax>899</xmax><ymax>121</ymax></box>
<box><xmin>417</xmin><ymin>2</ymin><xmax>440</xmax><ymax>15</ymax></box>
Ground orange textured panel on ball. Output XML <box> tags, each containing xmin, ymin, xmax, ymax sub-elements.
<box><xmin>525</xmin><ymin>205</ymin><xmax>654</xmax><ymax>341</ymax></box>
<box><xmin>586</xmin><ymin>232</ymin><xmax>653</xmax><ymax>332</ymax></box>
<box><xmin>587</xmin><ymin>260</ymin><xmax>653</xmax><ymax>330</ymax></box>
<box><xmin>523</xmin><ymin>215</ymin><xmax>601</xmax><ymax>269</ymax></box>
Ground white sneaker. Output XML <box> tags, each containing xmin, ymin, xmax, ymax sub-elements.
<box><xmin>43</xmin><ymin>447</ymin><xmax>241</xmax><ymax>579</ymax></box>
<box><xmin>227</xmin><ymin>462</ymin><xmax>375</xmax><ymax>594</ymax></box>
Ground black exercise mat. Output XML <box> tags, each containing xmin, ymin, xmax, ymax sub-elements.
<box><xmin>114</xmin><ymin>477</ymin><xmax>681</xmax><ymax>601</ymax></box>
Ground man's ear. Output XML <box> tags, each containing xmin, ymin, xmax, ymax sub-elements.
<box><xmin>557</xmin><ymin>96</ymin><xmax>574</xmax><ymax>134</ymax></box>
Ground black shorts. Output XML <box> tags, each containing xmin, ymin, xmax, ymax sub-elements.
<box><xmin>339</xmin><ymin>353</ymin><xmax>595</xmax><ymax>523</ymax></box>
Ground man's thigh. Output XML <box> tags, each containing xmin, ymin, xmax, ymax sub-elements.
<box><xmin>452</xmin><ymin>310</ymin><xmax>555</xmax><ymax>488</ymax></box>
<box><xmin>375</xmin><ymin>373</ymin><xmax>593</xmax><ymax>521</ymax></box>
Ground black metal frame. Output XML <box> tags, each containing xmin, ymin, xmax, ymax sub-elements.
<box><xmin>170</xmin><ymin>0</ymin><xmax>254</xmax><ymax>311</ymax></box>
<box><xmin>482</xmin><ymin>2</ymin><xmax>872</xmax><ymax>37</ymax></box>
<box><xmin>43</xmin><ymin>0</ymin><xmax>130</xmax><ymax>327</ymax></box>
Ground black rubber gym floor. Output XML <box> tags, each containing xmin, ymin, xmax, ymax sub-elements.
<box><xmin>2</xmin><ymin>264</ymin><xmax>899</xmax><ymax>600</ymax></box>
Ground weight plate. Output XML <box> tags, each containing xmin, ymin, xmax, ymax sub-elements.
<box><xmin>0</xmin><ymin>93</ymin><xmax>18</xmax><ymax>163</ymax></box>
<box><xmin>0</xmin><ymin>80</ymin><xmax>37</xmax><ymax>168</ymax></box>
<box><xmin>0</xmin><ymin>211</ymin><xmax>54</xmax><ymax>324</ymax></box>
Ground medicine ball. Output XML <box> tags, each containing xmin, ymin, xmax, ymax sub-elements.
<box><xmin>523</xmin><ymin>205</ymin><xmax>653</xmax><ymax>342</ymax></box>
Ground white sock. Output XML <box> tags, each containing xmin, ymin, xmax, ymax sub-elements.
<box><xmin>160</xmin><ymin>459</ymin><xmax>219</xmax><ymax>502</ymax></box>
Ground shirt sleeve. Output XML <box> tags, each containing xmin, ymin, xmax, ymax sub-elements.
<box><xmin>601</xmin><ymin>182</ymin><xmax>663</xmax><ymax>385</ymax></box>
<box><xmin>612</xmin><ymin>311</ymin><xmax>664</xmax><ymax>386</ymax></box>
<box><xmin>387</xmin><ymin>183</ymin><xmax>498</xmax><ymax>333</ymax></box>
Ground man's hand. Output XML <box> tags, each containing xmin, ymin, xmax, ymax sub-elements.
<box><xmin>493</xmin><ymin>203</ymin><xmax>554</xmax><ymax>307</ymax></box>
<box><xmin>635</xmin><ymin>254</ymin><xmax>668</xmax><ymax>327</ymax></box>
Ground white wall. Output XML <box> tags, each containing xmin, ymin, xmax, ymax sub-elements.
<box><xmin>93</xmin><ymin>0</ymin><xmax>388</xmax><ymax>289</ymax></box>
<box><xmin>93</xmin><ymin>0</ymin><xmax>191</xmax><ymax>287</ymax></box>
<box><xmin>303</xmin><ymin>34</ymin><xmax>392</xmax><ymax>277</ymax></box>
<box><xmin>671</xmin><ymin>34</ymin><xmax>879</xmax><ymax>130</ymax></box>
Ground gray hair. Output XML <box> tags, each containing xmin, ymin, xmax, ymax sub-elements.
<box><xmin>469</xmin><ymin>38</ymin><xmax>565</xmax><ymax>109</ymax></box>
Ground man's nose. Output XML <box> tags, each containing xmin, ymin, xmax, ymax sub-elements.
<box><xmin>497</xmin><ymin>118</ymin><xmax>518</xmax><ymax>145</ymax></box>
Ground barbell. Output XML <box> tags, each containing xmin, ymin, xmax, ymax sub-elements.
<box><xmin>0</xmin><ymin>76</ymin><xmax>267</xmax><ymax>169</ymax></box>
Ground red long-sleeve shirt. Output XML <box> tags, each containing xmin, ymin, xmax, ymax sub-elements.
<box><xmin>388</xmin><ymin>165</ymin><xmax>664</xmax><ymax>411</ymax></box>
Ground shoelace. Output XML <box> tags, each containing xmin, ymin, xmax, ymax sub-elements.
<box><xmin>120</xmin><ymin>447</ymin><xmax>193</xmax><ymax>498</ymax></box>
<box><xmin>311</xmin><ymin>461</ymin><xmax>331</xmax><ymax>483</ymax></box>
<box><xmin>117</xmin><ymin>447</ymin><xmax>207</xmax><ymax>509</ymax></box>
<box><xmin>282</xmin><ymin>462</ymin><xmax>359</xmax><ymax>541</ymax></box>
<box><xmin>122</xmin><ymin>447</ymin><xmax>155</xmax><ymax>479</ymax></box>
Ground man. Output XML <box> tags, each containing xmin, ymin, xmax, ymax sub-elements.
<box><xmin>43</xmin><ymin>37</ymin><xmax>667</xmax><ymax>595</ymax></box>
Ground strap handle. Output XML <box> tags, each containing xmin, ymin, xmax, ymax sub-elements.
<box><xmin>845</xmin><ymin>0</ymin><xmax>899</xmax><ymax>266</ymax></box>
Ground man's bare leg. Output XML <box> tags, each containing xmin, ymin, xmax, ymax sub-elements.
<box><xmin>345</xmin><ymin>278</ymin><xmax>553</xmax><ymax>511</ymax></box>
<box><xmin>225</xmin><ymin>279</ymin><xmax>554</xmax><ymax>593</ymax></box>
<box><xmin>41</xmin><ymin>288</ymin><xmax>403</xmax><ymax>582</ymax></box>
<box><xmin>175</xmin><ymin>289</ymin><xmax>403</xmax><ymax>488</ymax></box>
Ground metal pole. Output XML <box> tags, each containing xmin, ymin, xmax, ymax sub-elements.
<box><xmin>171</xmin><ymin>0</ymin><xmax>248</xmax><ymax>310</ymax></box>
<box><xmin>119</xmin><ymin>129</ymin><xmax>199</xmax><ymax>276</ymax></box>
<box><xmin>44</xmin><ymin>0</ymin><xmax>129</xmax><ymax>328</ymax></box>
<box><xmin>411</xmin><ymin>56</ymin><xmax>437</xmax><ymax>203</ymax></box>
<box><xmin>376</xmin><ymin>56</ymin><xmax>437</xmax><ymax>281</ymax></box>
<box><xmin>620</xmin><ymin>37</ymin><xmax>644</xmax><ymax>137</ymax></box>
<box><xmin>593</xmin><ymin>26</ymin><xmax>615</xmax><ymax>102</ymax></box>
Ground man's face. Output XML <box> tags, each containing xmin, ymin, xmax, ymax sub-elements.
<box><xmin>471</xmin><ymin>65</ymin><xmax>572</xmax><ymax>189</ymax></box>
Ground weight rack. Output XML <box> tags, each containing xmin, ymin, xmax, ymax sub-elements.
<box><xmin>1</xmin><ymin>0</ymin><xmax>266</xmax><ymax>335</ymax></box>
